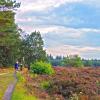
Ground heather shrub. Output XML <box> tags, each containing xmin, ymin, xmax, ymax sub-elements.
<box><xmin>25</xmin><ymin>67</ymin><xmax>100</xmax><ymax>100</ymax></box>
<box><xmin>30</xmin><ymin>61</ymin><xmax>54</xmax><ymax>75</ymax></box>
<box><xmin>45</xmin><ymin>67</ymin><xmax>100</xmax><ymax>99</ymax></box>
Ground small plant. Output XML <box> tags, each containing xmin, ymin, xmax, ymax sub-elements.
<box><xmin>16</xmin><ymin>72</ymin><xmax>25</xmax><ymax>82</ymax></box>
<box><xmin>30</xmin><ymin>61</ymin><xmax>54</xmax><ymax>75</ymax></box>
<box><xmin>40</xmin><ymin>81</ymin><xmax>50</xmax><ymax>90</ymax></box>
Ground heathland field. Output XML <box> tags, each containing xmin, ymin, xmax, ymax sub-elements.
<box><xmin>23</xmin><ymin>67</ymin><xmax>100</xmax><ymax>100</ymax></box>
<box><xmin>0</xmin><ymin>67</ymin><xmax>100</xmax><ymax>100</ymax></box>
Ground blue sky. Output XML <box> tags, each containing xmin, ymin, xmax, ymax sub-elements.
<box><xmin>16</xmin><ymin>0</ymin><xmax>100</xmax><ymax>59</ymax></box>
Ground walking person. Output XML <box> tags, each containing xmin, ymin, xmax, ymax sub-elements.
<box><xmin>20</xmin><ymin>63</ymin><xmax>23</xmax><ymax>71</ymax></box>
<box><xmin>14</xmin><ymin>61</ymin><xmax>19</xmax><ymax>72</ymax></box>
<box><xmin>27</xmin><ymin>64</ymin><xmax>30</xmax><ymax>71</ymax></box>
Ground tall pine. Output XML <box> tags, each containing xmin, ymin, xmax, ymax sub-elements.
<box><xmin>0</xmin><ymin>0</ymin><xmax>21</xmax><ymax>66</ymax></box>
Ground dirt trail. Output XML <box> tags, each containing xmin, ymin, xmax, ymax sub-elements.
<box><xmin>2</xmin><ymin>73</ymin><xmax>17</xmax><ymax>100</ymax></box>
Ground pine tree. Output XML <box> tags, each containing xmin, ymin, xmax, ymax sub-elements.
<box><xmin>0</xmin><ymin>0</ymin><xmax>21</xmax><ymax>66</ymax></box>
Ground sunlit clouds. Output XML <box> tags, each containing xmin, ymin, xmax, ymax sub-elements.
<box><xmin>16</xmin><ymin>0</ymin><xmax>100</xmax><ymax>59</ymax></box>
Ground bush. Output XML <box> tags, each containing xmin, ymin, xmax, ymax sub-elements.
<box><xmin>30</xmin><ymin>61</ymin><xmax>54</xmax><ymax>75</ymax></box>
<box><xmin>40</xmin><ymin>81</ymin><xmax>50</xmax><ymax>90</ymax></box>
<box><xmin>45</xmin><ymin>67</ymin><xmax>100</xmax><ymax>99</ymax></box>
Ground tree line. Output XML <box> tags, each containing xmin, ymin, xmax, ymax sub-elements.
<box><xmin>0</xmin><ymin>0</ymin><xmax>47</xmax><ymax>67</ymax></box>
<box><xmin>47</xmin><ymin>55</ymin><xmax>100</xmax><ymax>67</ymax></box>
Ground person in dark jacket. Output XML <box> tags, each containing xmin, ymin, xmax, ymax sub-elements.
<box><xmin>14</xmin><ymin>61</ymin><xmax>19</xmax><ymax>72</ymax></box>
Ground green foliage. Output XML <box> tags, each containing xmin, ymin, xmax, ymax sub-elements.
<box><xmin>31</xmin><ymin>61</ymin><xmax>54</xmax><ymax>75</ymax></box>
<box><xmin>40</xmin><ymin>81</ymin><xmax>50</xmax><ymax>90</ymax></box>
<box><xmin>82</xmin><ymin>59</ymin><xmax>100</xmax><ymax>67</ymax></box>
<box><xmin>0</xmin><ymin>0</ymin><xmax>22</xmax><ymax>67</ymax></box>
<box><xmin>0</xmin><ymin>0</ymin><xmax>20</xmax><ymax>10</ymax></box>
<box><xmin>21</xmin><ymin>31</ymin><xmax>47</xmax><ymax>65</ymax></box>
<box><xmin>0</xmin><ymin>10</ymin><xmax>47</xmax><ymax>67</ymax></box>
<box><xmin>47</xmin><ymin>55</ymin><xmax>64</xmax><ymax>66</ymax></box>
<box><xmin>12</xmin><ymin>72</ymin><xmax>37</xmax><ymax>100</ymax></box>
<box><xmin>0</xmin><ymin>12</ymin><xmax>21</xmax><ymax>66</ymax></box>
<box><xmin>47</xmin><ymin>55</ymin><xmax>100</xmax><ymax>67</ymax></box>
<box><xmin>63</xmin><ymin>55</ymin><xmax>84</xmax><ymax>67</ymax></box>
<box><xmin>16</xmin><ymin>72</ymin><xmax>25</xmax><ymax>82</ymax></box>
<box><xmin>47</xmin><ymin>55</ymin><xmax>84</xmax><ymax>67</ymax></box>
<box><xmin>82</xmin><ymin>59</ymin><xmax>93</xmax><ymax>67</ymax></box>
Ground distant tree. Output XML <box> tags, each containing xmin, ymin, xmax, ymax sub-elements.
<box><xmin>56</xmin><ymin>56</ymin><xmax>62</xmax><ymax>60</ymax></box>
<box><xmin>63</xmin><ymin>55</ymin><xmax>84</xmax><ymax>67</ymax></box>
<box><xmin>82</xmin><ymin>59</ymin><xmax>100</xmax><ymax>67</ymax></box>
<box><xmin>47</xmin><ymin>54</ymin><xmax>54</xmax><ymax>61</ymax></box>
<box><xmin>62</xmin><ymin>56</ymin><xmax>70</xmax><ymax>66</ymax></box>
<box><xmin>47</xmin><ymin>55</ymin><xmax>64</xmax><ymax>66</ymax></box>
<box><xmin>71</xmin><ymin>55</ymin><xmax>84</xmax><ymax>67</ymax></box>
<box><xmin>82</xmin><ymin>59</ymin><xmax>93</xmax><ymax>67</ymax></box>
<box><xmin>47</xmin><ymin>54</ymin><xmax>100</xmax><ymax>67</ymax></box>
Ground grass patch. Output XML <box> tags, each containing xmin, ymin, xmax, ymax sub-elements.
<box><xmin>11</xmin><ymin>72</ymin><xmax>37</xmax><ymax>100</ymax></box>
<box><xmin>0</xmin><ymin>73</ymin><xmax>14</xmax><ymax>99</ymax></box>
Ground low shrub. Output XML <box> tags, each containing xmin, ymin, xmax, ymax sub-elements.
<box><xmin>25</xmin><ymin>67</ymin><xmax>100</xmax><ymax>100</ymax></box>
<box><xmin>40</xmin><ymin>81</ymin><xmax>50</xmax><ymax>90</ymax></box>
<box><xmin>30</xmin><ymin>61</ymin><xmax>54</xmax><ymax>75</ymax></box>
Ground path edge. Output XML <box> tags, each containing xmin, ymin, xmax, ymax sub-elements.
<box><xmin>2</xmin><ymin>73</ymin><xmax>17</xmax><ymax>100</ymax></box>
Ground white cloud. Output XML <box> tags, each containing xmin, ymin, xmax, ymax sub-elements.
<box><xmin>16</xmin><ymin>18</ymin><xmax>32</xmax><ymax>22</ymax></box>
<box><xmin>83</xmin><ymin>0</ymin><xmax>100</xmax><ymax>9</ymax></box>
<box><xmin>17</xmin><ymin>0</ymin><xmax>83</xmax><ymax>13</ymax></box>
<box><xmin>16</xmin><ymin>22</ymin><xmax>100</xmax><ymax>38</ymax></box>
<box><xmin>46</xmin><ymin>45</ymin><xmax>100</xmax><ymax>59</ymax></box>
<box><xmin>15</xmin><ymin>0</ymin><xmax>100</xmax><ymax>59</ymax></box>
<box><xmin>23</xmin><ymin>25</ymin><xmax>100</xmax><ymax>37</ymax></box>
<box><xmin>16</xmin><ymin>0</ymin><xmax>100</xmax><ymax>15</ymax></box>
<box><xmin>15</xmin><ymin>0</ymin><xmax>100</xmax><ymax>34</ymax></box>
<box><xmin>46</xmin><ymin>45</ymin><xmax>80</xmax><ymax>57</ymax></box>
